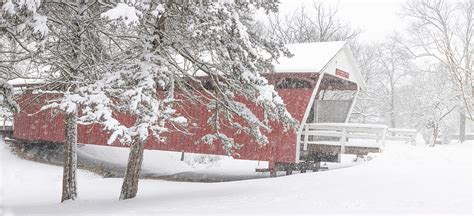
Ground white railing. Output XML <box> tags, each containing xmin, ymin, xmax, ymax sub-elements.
<box><xmin>301</xmin><ymin>123</ymin><xmax>417</xmax><ymax>154</ymax></box>
<box><xmin>0</xmin><ymin>117</ymin><xmax>13</xmax><ymax>131</ymax></box>
<box><xmin>386</xmin><ymin>128</ymin><xmax>417</xmax><ymax>145</ymax></box>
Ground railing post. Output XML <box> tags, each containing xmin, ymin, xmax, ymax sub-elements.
<box><xmin>303</xmin><ymin>124</ymin><xmax>309</xmax><ymax>151</ymax></box>
<box><xmin>380</xmin><ymin>128</ymin><xmax>387</xmax><ymax>149</ymax></box>
<box><xmin>410</xmin><ymin>132</ymin><xmax>416</xmax><ymax>146</ymax></box>
<box><xmin>340</xmin><ymin>128</ymin><xmax>346</xmax><ymax>153</ymax></box>
<box><xmin>338</xmin><ymin>127</ymin><xmax>346</xmax><ymax>163</ymax></box>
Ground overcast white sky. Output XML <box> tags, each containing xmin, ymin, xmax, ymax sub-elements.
<box><xmin>276</xmin><ymin>0</ymin><xmax>407</xmax><ymax>42</ymax></box>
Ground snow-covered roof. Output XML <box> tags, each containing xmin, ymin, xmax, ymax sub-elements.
<box><xmin>274</xmin><ymin>41</ymin><xmax>347</xmax><ymax>73</ymax></box>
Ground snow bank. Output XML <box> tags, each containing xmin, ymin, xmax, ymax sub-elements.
<box><xmin>1</xmin><ymin>139</ymin><xmax>472</xmax><ymax>215</ymax></box>
<box><xmin>77</xmin><ymin>144</ymin><xmax>269</xmax><ymax>177</ymax></box>
<box><xmin>78</xmin><ymin>145</ymin><xmax>194</xmax><ymax>175</ymax></box>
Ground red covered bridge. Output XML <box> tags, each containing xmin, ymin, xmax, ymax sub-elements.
<box><xmin>11</xmin><ymin>41</ymin><xmax>367</xmax><ymax>171</ymax></box>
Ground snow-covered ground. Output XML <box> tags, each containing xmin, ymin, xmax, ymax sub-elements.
<box><xmin>76</xmin><ymin>144</ymin><xmax>361</xmax><ymax>181</ymax></box>
<box><xmin>1</xmin><ymin>139</ymin><xmax>472</xmax><ymax>215</ymax></box>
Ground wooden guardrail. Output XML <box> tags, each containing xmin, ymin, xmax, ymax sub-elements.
<box><xmin>0</xmin><ymin>117</ymin><xmax>13</xmax><ymax>131</ymax></box>
<box><xmin>386</xmin><ymin>128</ymin><xmax>417</xmax><ymax>145</ymax></box>
<box><xmin>301</xmin><ymin>123</ymin><xmax>417</xmax><ymax>154</ymax></box>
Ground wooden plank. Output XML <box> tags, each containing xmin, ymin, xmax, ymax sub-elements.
<box><xmin>304</xmin><ymin>131</ymin><xmax>343</xmax><ymax>137</ymax></box>
<box><xmin>255</xmin><ymin>168</ymin><xmax>271</xmax><ymax>172</ymax></box>
<box><xmin>381</xmin><ymin>128</ymin><xmax>387</xmax><ymax>147</ymax></box>
<box><xmin>307</xmin><ymin>128</ymin><xmax>386</xmax><ymax>136</ymax></box>
<box><xmin>305</xmin><ymin>132</ymin><xmax>384</xmax><ymax>140</ymax></box>
<box><xmin>386</xmin><ymin>136</ymin><xmax>412</xmax><ymax>141</ymax></box>
<box><xmin>344</xmin><ymin>146</ymin><xmax>381</xmax><ymax>155</ymax></box>
<box><xmin>306</xmin><ymin>141</ymin><xmax>343</xmax><ymax>146</ymax></box>
<box><xmin>306</xmin><ymin>144</ymin><xmax>380</xmax><ymax>158</ymax></box>
<box><xmin>341</xmin><ymin>128</ymin><xmax>346</xmax><ymax>153</ymax></box>
<box><xmin>306</xmin><ymin>123</ymin><xmax>388</xmax><ymax>130</ymax></box>
<box><xmin>306</xmin><ymin>141</ymin><xmax>380</xmax><ymax>148</ymax></box>
<box><xmin>345</xmin><ymin>133</ymin><xmax>384</xmax><ymax>140</ymax></box>
<box><xmin>387</xmin><ymin>128</ymin><xmax>417</xmax><ymax>133</ymax></box>
<box><xmin>303</xmin><ymin>125</ymin><xmax>309</xmax><ymax>151</ymax></box>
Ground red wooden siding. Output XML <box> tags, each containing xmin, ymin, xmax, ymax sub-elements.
<box><xmin>13</xmin><ymin>73</ymin><xmax>319</xmax><ymax>163</ymax></box>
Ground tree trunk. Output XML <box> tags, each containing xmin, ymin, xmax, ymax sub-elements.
<box><xmin>390</xmin><ymin>113</ymin><xmax>396</xmax><ymax>129</ymax></box>
<box><xmin>61</xmin><ymin>110</ymin><xmax>78</xmax><ymax>202</ymax></box>
<box><xmin>0</xmin><ymin>81</ymin><xmax>19</xmax><ymax>113</ymax></box>
<box><xmin>459</xmin><ymin>107</ymin><xmax>466</xmax><ymax>143</ymax></box>
<box><xmin>120</xmin><ymin>137</ymin><xmax>145</xmax><ymax>200</ymax></box>
<box><xmin>390</xmin><ymin>88</ymin><xmax>396</xmax><ymax>128</ymax></box>
<box><xmin>430</xmin><ymin>126</ymin><xmax>439</xmax><ymax>147</ymax></box>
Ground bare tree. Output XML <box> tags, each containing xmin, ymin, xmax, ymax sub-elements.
<box><xmin>351</xmin><ymin>43</ymin><xmax>381</xmax><ymax>123</ymax></box>
<box><xmin>265</xmin><ymin>0</ymin><xmax>361</xmax><ymax>43</ymax></box>
<box><xmin>351</xmin><ymin>35</ymin><xmax>415</xmax><ymax>128</ymax></box>
<box><xmin>402</xmin><ymin>63</ymin><xmax>459</xmax><ymax>146</ymax></box>
<box><xmin>373</xmin><ymin>34</ymin><xmax>415</xmax><ymax>128</ymax></box>
<box><xmin>403</xmin><ymin>0</ymin><xmax>474</xmax><ymax>142</ymax></box>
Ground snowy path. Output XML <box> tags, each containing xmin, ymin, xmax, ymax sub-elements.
<box><xmin>1</xmin><ymin>140</ymin><xmax>472</xmax><ymax>215</ymax></box>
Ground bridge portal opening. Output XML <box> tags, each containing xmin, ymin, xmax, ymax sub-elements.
<box><xmin>306</xmin><ymin>74</ymin><xmax>358</xmax><ymax>124</ymax></box>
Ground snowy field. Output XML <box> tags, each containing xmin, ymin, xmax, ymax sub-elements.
<box><xmin>1</xmin><ymin>140</ymin><xmax>472</xmax><ymax>215</ymax></box>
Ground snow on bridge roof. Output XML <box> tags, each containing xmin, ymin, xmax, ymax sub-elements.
<box><xmin>274</xmin><ymin>41</ymin><xmax>347</xmax><ymax>73</ymax></box>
